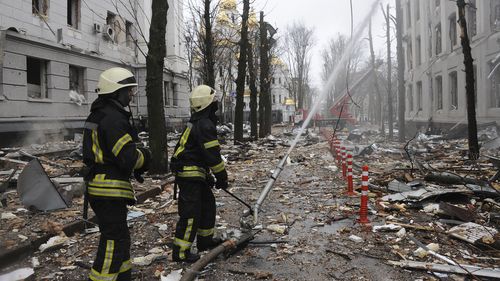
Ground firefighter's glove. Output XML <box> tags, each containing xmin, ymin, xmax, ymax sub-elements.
<box><xmin>215</xmin><ymin>179</ymin><xmax>228</xmax><ymax>190</ymax></box>
<box><xmin>134</xmin><ymin>171</ymin><xmax>144</xmax><ymax>183</ymax></box>
<box><xmin>214</xmin><ymin>170</ymin><xmax>228</xmax><ymax>190</ymax></box>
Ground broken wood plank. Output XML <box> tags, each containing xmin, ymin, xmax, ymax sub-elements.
<box><xmin>388</xmin><ymin>260</ymin><xmax>500</xmax><ymax>279</ymax></box>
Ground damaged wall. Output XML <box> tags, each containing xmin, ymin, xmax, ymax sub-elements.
<box><xmin>403</xmin><ymin>0</ymin><xmax>500</xmax><ymax>128</ymax></box>
<box><xmin>0</xmin><ymin>0</ymin><xmax>190</xmax><ymax>143</ymax></box>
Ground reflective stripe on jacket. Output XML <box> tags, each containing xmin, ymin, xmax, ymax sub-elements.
<box><xmin>82</xmin><ymin>98</ymin><xmax>145</xmax><ymax>202</ymax></box>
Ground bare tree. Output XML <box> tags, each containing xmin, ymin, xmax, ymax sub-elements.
<box><xmin>368</xmin><ymin>20</ymin><xmax>384</xmax><ymax>135</ymax></box>
<box><xmin>283</xmin><ymin>22</ymin><xmax>315</xmax><ymax>110</ymax></box>
<box><xmin>234</xmin><ymin>0</ymin><xmax>250</xmax><ymax>142</ymax></box>
<box><xmin>146</xmin><ymin>0</ymin><xmax>168</xmax><ymax>173</ymax></box>
<box><xmin>248</xmin><ymin>40</ymin><xmax>258</xmax><ymax>139</ymax></box>
<box><xmin>320</xmin><ymin>34</ymin><xmax>363</xmax><ymax>116</ymax></box>
<box><xmin>457</xmin><ymin>0</ymin><xmax>479</xmax><ymax>159</ymax></box>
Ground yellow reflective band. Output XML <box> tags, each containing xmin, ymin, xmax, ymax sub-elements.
<box><xmin>103</xmin><ymin>240</ymin><xmax>115</xmax><ymax>274</ymax></box>
<box><xmin>210</xmin><ymin>161</ymin><xmax>225</xmax><ymax>173</ymax></box>
<box><xmin>183</xmin><ymin>218</ymin><xmax>194</xmax><ymax>241</ymax></box>
<box><xmin>89</xmin><ymin>175</ymin><xmax>133</xmax><ymax>189</ymax></box>
<box><xmin>176</xmin><ymin>171</ymin><xmax>206</xmax><ymax>179</ymax></box>
<box><xmin>89</xmin><ymin>268</ymin><xmax>119</xmax><ymax>281</ymax></box>
<box><xmin>119</xmin><ymin>260</ymin><xmax>131</xmax><ymax>273</ymax></box>
<box><xmin>112</xmin><ymin>134</ymin><xmax>132</xmax><ymax>156</ymax></box>
<box><xmin>87</xmin><ymin>187</ymin><xmax>135</xmax><ymax>200</ymax></box>
<box><xmin>174</xmin><ymin>237</ymin><xmax>192</xmax><ymax>260</ymax></box>
<box><xmin>92</xmin><ymin>130</ymin><xmax>104</xmax><ymax>164</ymax></box>
<box><xmin>203</xmin><ymin>140</ymin><xmax>220</xmax><ymax>149</ymax></box>
<box><xmin>197</xmin><ymin>228</ymin><xmax>214</xmax><ymax>237</ymax></box>
<box><xmin>133</xmin><ymin>149</ymin><xmax>144</xmax><ymax>170</ymax></box>
<box><xmin>173</xmin><ymin>124</ymin><xmax>192</xmax><ymax>158</ymax></box>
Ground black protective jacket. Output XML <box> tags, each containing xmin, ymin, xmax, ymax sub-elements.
<box><xmin>82</xmin><ymin>97</ymin><xmax>146</xmax><ymax>203</ymax></box>
<box><xmin>170</xmin><ymin>106</ymin><xmax>227</xmax><ymax>183</ymax></box>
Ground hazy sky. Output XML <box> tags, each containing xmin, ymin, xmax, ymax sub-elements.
<box><xmin>252</xmin><ymin>0</ymin><xmax>394</xmax><ymax>88</ymax></box>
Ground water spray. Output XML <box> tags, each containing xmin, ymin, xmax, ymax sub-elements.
<box><xmin>248</xmin><ymin>0</ymin><xmax>381</xmax><ymax>226</ymax></box>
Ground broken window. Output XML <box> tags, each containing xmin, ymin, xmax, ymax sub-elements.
<box><xmin>69</xmin><ymin>65</ymin><xmax>84</xmax><ymax>94</ymax></box>
<box><xmin>163</xmin><ymin>81</ymin><xmax>171</xmax><ymax>106</ymax></box>
<box><xmin>449</xmin><ymin>71</ymin><xmax>458</xmax><ymax>110</ymax></box>
<box><xmin>106</xmin><ymin>12</ymin><xmax>118</xmax><ymax>42</ymax></box>
<box><xmin>32</xmin><ymin>0</ymin><xmax>49</xmax><ymax>16</ymax></box>
<box><xmin>416</xmin><ymin>36</ymin><xmax>421</xmax><ymax>66</ymax></box>
<box><xmin>408</xmin><ymin>84</ymin><xmax>414</xmax><ymax>112</ymax></box>
<box><xmin>468</xmin><ymin>0</ymin><xmax>477</xmax><ymax>37</ymax></box>
<box><xmin>449</xmin><ymin>13</ymin><xmax>457</xmax><ymax>49</ymax></box>
<box><xmin>491</xmin><ymin>0</ymin><xmax>500</xmax><ymax>30</ymax></box>
<box><xmin>406</xmin><ymin>41</ymin><xmax>413</xmax><ymax>70</ymax></box>
<box><xmin>172</xmin><ymin>83</ymin><xmax>178</xmax><ymax>106</ymax></box>
<box><xmin>436</xmin><ymin>76</ymin><xmax>443</xmax><ymax>110</ymax></box>
<box><xmin>415</xmin><ymin>0</ymin><xmax>420</xmax><ymax>21</ymax></box>
<box><xmin>272</xmin><ymin>94</ymin><xmax>275</xmax><ymax>104</ymax></box>
<box><xmin>417</xmin><ymin>81</ymin><xmax>422</xmax><ymax>110</ymax></box>
<box><xmin>67</xmin><ymin>0</ymin><xmax>80</xmax><ymax>29</ymax></box>
<box><xmin>490</xmin><ymin>64</ymin><xmax>500</xmax><ymax>108</ymax></box>
<box><xmin>406</xmin><ymin>1</ymin><xmax>411</xmax><ymax>28</ymax></box>
<box><xmin>435</xmin><ymin>23</ymin><xmax>442</xmax><ymax>55</ymax></box>
<box><xmin>27</xmin><ymin>57</ymin><xmax>48</xmax><ymax>99</ymax></box>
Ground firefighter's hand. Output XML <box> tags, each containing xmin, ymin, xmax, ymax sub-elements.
<box><xmin>134</xmin><ymin>171</ymin><xmax>144</xmax><ymax>183</ymax></box>
<box><xmin>215</xmin><ymin>179</ymin><xmax>228</xmax><ymax>190</ymax></box>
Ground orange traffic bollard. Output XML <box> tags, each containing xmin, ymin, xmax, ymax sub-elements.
<box><xmin>358</xmin><ymin>165</ymin><xmax>370</xmax><ymax>224</ymax></box>
<box><xmin>346</xmin><ymin>151</ymin><xmax>355</xmax><ymax>196</ymax></box>
<box><xmin>341</xmin><ymin>146</ymin><xmax>347</xmax><ymax>179</ymax></box>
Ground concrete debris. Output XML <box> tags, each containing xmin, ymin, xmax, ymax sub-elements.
<box><xmin>413</xmin><ymin>243</ymin><xmax>440</xmax><ymax>258</ymax></box>
<box><xmin>160</xmin><ymin>269</ymin><xmax>182</xmax><ymax>281</ymax></box>
<box><xmin>348</xmin><ymin>235</ymin><xmax>363</xmax><ymax>243</ymax></box>
<box><xmin>39</xmin><ymin>234</ymin><xmax>70</xmax><ymax>252</ymax></box>
<box><xmin>372</xmin><ymin>224</ymin><xmax>402</xmax><ymax>232</ymax></box>
<box><xmin>132</xmin><ymin>253</ymin><xmax>166</xmax><ymax>266</ymax></box>
<box><xmin>0</xmin><ymin>268</ymin><xmax>34</xmax><ymax>281</ymax></box>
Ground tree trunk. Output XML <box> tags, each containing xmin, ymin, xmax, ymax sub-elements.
<box><xmin>233</xmin><ymin>0</ymin><xmax>250</xmax><ymax>143</ymax></box>
<box><xmin>368</xmin><ymin>20</ymin><xmax>383</xmax><ymax>135</ymax></box>
<box><xmin>385</xmin><ymin>4</ymin><xmax>394</xmax><ymax>140</ymax></box>
<box><xmin>457</xmin><ymin>0</ymin><xmax>479</xmax><ymax>160</ymax></box>
<box><xmin>259</xmin><ymin>11</ymin><xmax>268</xmax><ymax>138</ymax></box>
<box><xmin>204</xmin><ymin>0</ymin><xmax>215</xmax><ymax>88</ymax></box>
<box><xmin>248</xmin><ymin>42</ymin><xmax>258</xmax><ymax>139</ymax></box>
<box><xmin>396</xmin><ymin>0</ymin><xmax>406</xmax><ymax>142</ymax></box>
<box><xmin>146</xmin><ymin>0</ymin><xmax>168</xmax><ymax>173</ymax></box>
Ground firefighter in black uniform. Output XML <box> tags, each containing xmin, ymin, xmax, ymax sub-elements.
<box><xmin>170</xmin><ymin>85</ymin><xmax>228</xmax><ymax>263</ymax></box>
<box><xmin>83</xmin><ymin>67</ymin><xmax>150</xmax><ymax>281</ymax></box>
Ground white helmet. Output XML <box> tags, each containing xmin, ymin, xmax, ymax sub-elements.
<box><xmin>96</xmin><ymin>67</ymin><xmax>137</xmax><ymax>95</ymax></box>
<box><xmin>190</xmin><ymin>85</ymin><xmax>216</xmax><ymax>112</ymax></box>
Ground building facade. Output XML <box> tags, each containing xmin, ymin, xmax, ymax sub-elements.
<box><xmin>403</xmin><ymin>0</ymin><xmax>500</xmax><ymax>129</ymax></box>
<box><xmin>0</xmin><ymin>0</ymin><xmax>189</xmax><ymax>145</ymax></box>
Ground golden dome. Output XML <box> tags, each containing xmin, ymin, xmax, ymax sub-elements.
<box><xmin>249</xmin><ymin>10</ymin><xmax>258</xmax><ymax>28</ymax></box>
<box><xmin>220</xmin><ymin>0</ymin><xmax>237</xmax><ymax>10</ymax></box>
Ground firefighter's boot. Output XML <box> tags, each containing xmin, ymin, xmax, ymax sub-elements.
<box><xmin>197</xmin><ymin>237</ymin><xmax>223</xmax><ymax>252</ymax></box>
<box><xmin>172</xmin><ymin>246</ymin><xmax>200</xmax><ymax>263</ymax></box>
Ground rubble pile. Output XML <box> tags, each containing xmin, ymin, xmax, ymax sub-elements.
<box><xmin>0</xmin><ymin>126</ymin><xmax>499</xmax><ymax>280</ymax></box>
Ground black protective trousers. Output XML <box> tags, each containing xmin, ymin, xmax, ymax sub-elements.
<box><xmin>88</xmin><ymin>199</ymin><xmax>131</xmax><ymax>281</ymax></box>
<box><xmin>173</xmin><ymin>180</ymin><xmax>216</xmax><ymax>259</ymax></box>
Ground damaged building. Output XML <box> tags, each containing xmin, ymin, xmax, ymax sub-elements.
<box><xmin>0</xmin><ymin>0</ymin><xmax>190</xmax><ymax>146</ymax></box>
<box><xmin>403</xmin><ymin>0</ymin><xmax>500</xmax><ymax>132</ymax></box>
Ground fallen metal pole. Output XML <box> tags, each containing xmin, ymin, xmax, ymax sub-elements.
<box><xmin>222</xmin><ymin>189</ymin><xmax>253</xmax><ymax>214</ymax></box>
<box><xmin>180</xmin><ymin>232</ymin><xmax>255</xmax><ymax>281</ymax></box>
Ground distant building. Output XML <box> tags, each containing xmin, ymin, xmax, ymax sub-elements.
<box><xmin>0</xmin><ymin>0</ymin><xmax>189</xmax><ymax>145</ymax></box>
<box><xmin>403</xmin><ymin>0</ymin><xmax>500</xmax><ymax>130</ymax></box>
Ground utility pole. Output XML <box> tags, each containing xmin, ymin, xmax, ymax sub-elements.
<box><xmin>383</xmin><ymin>4</ymin><xmax>394</xmax><ymax>140</ymax></box>
<box><xmin>457</xmin><ymin>0</ymin><xmax>479</xmax><ymax>159</ymax></box>
<box><xmin>396</xmin><ymin>0</ymin><xmax>406</xmax><ymax>142</ymax></box>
